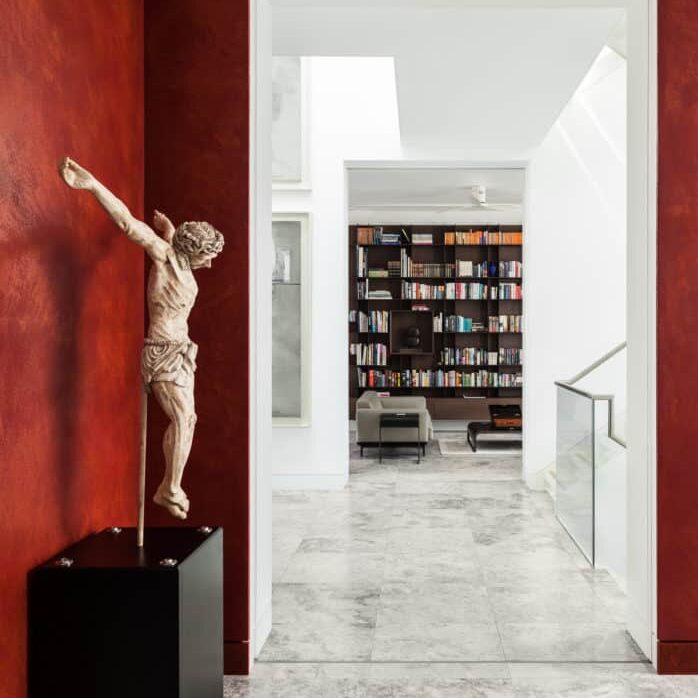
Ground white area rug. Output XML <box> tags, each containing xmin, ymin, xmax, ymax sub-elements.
<box><xmin>438</xmin><ymin>435</ymin><xmax>522</xmax><ymax>456</ymax></box>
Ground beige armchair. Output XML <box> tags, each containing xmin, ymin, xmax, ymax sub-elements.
<box><xmin>355</xmin><ymin>391</ymin><xmax>433</xmax><ymax>456</ymax></box>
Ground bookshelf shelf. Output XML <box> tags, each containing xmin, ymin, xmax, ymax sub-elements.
<box><xmin>356</xmin><ymin>243</ymin><xmax>523</xmax><ymax>248</ymax></box>
<box><xmin>357</xmin><ymin>276</ymin><xmax>522</xmax><ymax>281</ymax></box>
<box><xmin>349</xmin><ymin>224</ymin><xmax>523</xmax><ymax>420</ymax></box>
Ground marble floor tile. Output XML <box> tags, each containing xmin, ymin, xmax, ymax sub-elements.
<box><xmin>250</xmin><ymin>661</ymin><xmax>511</xmax><ymax>682</ymax></box>
<box><xmin>670</xmin><ymin>676</ymin><xmax>698</xmax><ymax>697</ymax></box>
<box><xmin>384</xmin><ymin>548</ymin><xmax>482</xmax><ymax>583</ymax></box>
<box><xmin>372</xmin><ymin>620</ymin><xmax>505</xmax><ymax>661</ymax></box>
<box><xmin>487</xmin><ymin>582</ymin><xmax>615</xmax><ymax>624</ymax></box>
<box><xmin>404</xmin><ymin>678</ymin><xmax>515</xmax><ymax>697</ymax></box>
<box><xmin>508</xmin><ymin>662</ymin><xmax>678</xmax><ymax>698</ymax></box>
<box><xmin>298</xmin><ymin>529</ymin><xmax>389</xmax><ymax>555</ymax></box>
<box><xmin>477</xmin><ymin>546</ymin><xmax>585</xmax><ymax>572</ymax></box>
<box><xmin>390</xmin><ymin>506</ymin><xmax>467</xmax><ymax>530</ymax></box>
<box><xmin>385</xmin><ymin>525</ymin><xmax>475</xmax><ymax>555</ymax></box>
<box><xmin>271</xmin><ymin>583</ymin><xmax>380</xmax><ymax>628</ymax></box>
<box><xmin>281</xmin><ymin>551</ymin><xmax>386</xmax><ymax>585</ymax></box>
<box><xmin>250</xmin><ymin>429</ymin><xmax>659</xmax><ymax>694</ymax></box>
<box><xmin>499</xmin><ymin>622</ymin><xmax>645</xmax><ymax>662</ymax></box>
<box><xmin>227</xmin><ymin>663</ymin><xmax>683</xmax><ymax>698</ymax></box>
<box><xmin>377</xmin><ymin>580</ymin><xmax>493</xmax><ymax>626</ymax></box>
<box><xmin>258</xmin><ymin>624</ymin><xmax>376</xmax><ymax>662</ymax></box>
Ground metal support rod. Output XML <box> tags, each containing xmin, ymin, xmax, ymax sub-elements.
<box><xmin>137</xmin><ymin>383</ymin><xmax>148</xmax><ymax>548</ymax></box>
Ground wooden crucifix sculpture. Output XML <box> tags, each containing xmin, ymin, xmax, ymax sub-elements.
<box><xmin>59</xmin><ymin>158</ymin><xmax>224</xmax><ymax>546</ymax></box>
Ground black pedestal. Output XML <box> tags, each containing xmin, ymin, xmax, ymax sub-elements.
<box><xmin>28</xmin><ymin>527</ymin><xmax>223</xmax><ymax>698</ymax></box>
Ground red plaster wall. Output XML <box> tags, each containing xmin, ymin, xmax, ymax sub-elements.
<box><xmin>0</xmin><ymin>1</ymin><xmax>144</xmax><ymax>696</ymax></box>
<box><xmin>657</xmin><ymin>0</ymin><xmax>698</xmax><ymax>673</ymax></box>
<box><xmin>144</xmin><ymin>0</ymin><xmax>251</xmax><ymax>674</ymax></box>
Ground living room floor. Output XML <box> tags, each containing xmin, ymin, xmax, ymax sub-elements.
<box><xmin>225</xmin><ymin>431</ymin><xmax>693</xmax><ymax>697</ymax></box>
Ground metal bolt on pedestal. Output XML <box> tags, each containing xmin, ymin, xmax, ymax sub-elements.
<box><xmin>159</xmin><ymin>558</ymin><xmax>178</xmax><ymax>567</ymax></box>
<box><xmin>108</xmin><ymin>527</ymin><xmax>122</xmax><ymax>534</ymax></box>
<box><xmin>54</xmin><ymin>557</ymin><xmax>74</xmax><ymax>568</ymax></box>
<box><xmin>198</xmin><ymin>526</ymin><xmax>213</xmax><ymax>535</ymax></box>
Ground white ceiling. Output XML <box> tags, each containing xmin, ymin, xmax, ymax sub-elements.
<box><xmin>348</xmin><ymin>167</ymin><xmax>525</xmax><ymax>211</ymax></box>
<box><xmin>273</xmin><ymin>6</ymin><xmax>624</xmax><ymax>159</ymax></box>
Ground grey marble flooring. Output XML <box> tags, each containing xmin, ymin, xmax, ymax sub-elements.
<box><xmin>225</xmin><ymin>436</ymin><xmax>685</xmax><ymax>696</ymax></box>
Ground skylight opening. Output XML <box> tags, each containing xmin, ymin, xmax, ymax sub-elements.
<box><xmin>310</xmin><ymin>57</ymin><xmax>400</xmax><ymax>138</ymax></box>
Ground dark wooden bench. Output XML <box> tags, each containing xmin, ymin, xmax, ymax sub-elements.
<box><xmin>467</xmin><ymin>405</ymin><xmax>522</xmax><ymax>452</ymax></box>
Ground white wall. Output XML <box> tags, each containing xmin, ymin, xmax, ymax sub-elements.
<box><xmin>272</xmin><ymin>58</ymin><xmax>401</xmax><ymax>489</ymax></box>
<box><xmin>523</xmin><ymin>47</ymin><xmax>627</xmax><ymax>490</ymax></box>
<box><xmin>625</xmin><ymin>0</ymin><xmax>656</xmax><ymax>664</ymax></box>
<box><xmin>250</xmin><ymin>0</ymin><xmax>273</xmax><ymax>657</ymax></box>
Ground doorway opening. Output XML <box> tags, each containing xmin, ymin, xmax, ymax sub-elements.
<box><xmin>245</xmin><ymin>1</ymin><xmax>657</xmax><ymax>691</ymax></box>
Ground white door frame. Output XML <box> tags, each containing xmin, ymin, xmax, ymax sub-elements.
<box><xmin>249</xmin><ymin>0</ymin><xmax>658</xmax><ymax>667</ymax></box>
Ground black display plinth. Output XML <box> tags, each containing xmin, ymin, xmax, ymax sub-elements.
<box><xmin>28</xmin><ymin>527</ymin><xmax>223</xmax><ymax>698</ymax></box>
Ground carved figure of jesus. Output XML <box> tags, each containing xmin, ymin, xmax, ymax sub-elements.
<box><xmin>59</xmin><ymin>157</ymin><xmax>224</xmax><ymax>520</ymax></box>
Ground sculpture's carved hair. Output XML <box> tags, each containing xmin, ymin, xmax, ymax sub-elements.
<box><xmin>172</xmin><ymin>221</ymin><xmax>224</xmax><ymax>258</ymax></box>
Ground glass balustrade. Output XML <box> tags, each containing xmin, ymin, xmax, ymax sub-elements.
<box><xmin>555</xmin><ymin>344</ymin><xmax>627</xmax><ymax>578</ymax></box>
<box><xmin>556</xmin><ymin>386</ymin><xmax>595</xmax><ymax>562</ymax></box>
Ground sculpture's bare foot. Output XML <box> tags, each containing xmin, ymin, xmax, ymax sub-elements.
<box><xmin>58</xmin><ymin>157</ymin><xmax>94</xmax><ymax>190</ymax></box>
<box><xmin>154</xmin><ymin>484</ymin><xmax>189</xmax><ymax>512</ymax></box>
<box><xmin>153</xmin><ymin>488</ymin><xmax>189</xmax><ymax>520</ymax></box>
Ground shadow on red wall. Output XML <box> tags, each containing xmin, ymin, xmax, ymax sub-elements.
<box><xmin>0</xmin><ymin>2</ymin><xmax>144</xmax><ymax>696</ymax></box>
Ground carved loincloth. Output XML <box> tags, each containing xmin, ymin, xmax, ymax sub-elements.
<box><xmin>141</xmin><ymin>339</ymin><xmax>198</xmax><ymax>390</ymax></box>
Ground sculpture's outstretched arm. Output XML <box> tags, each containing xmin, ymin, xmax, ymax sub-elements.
<box><xmin>59</xmin><ymin>157</ymin><xmax>169</xmax><ymax>263</ymax></box>
<box><xmin>153</xmin><ymin>210</ymin><xmax>176</xmax><ymax>243</ymax></box>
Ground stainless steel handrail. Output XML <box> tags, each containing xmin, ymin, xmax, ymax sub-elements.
<box><xmin>555</xmin><ymin>341</ymin><xmax>627</xmax><ymax>448</ymax></box>
<box><xmin>565</xmin><ymin>342</ymin><xmax>627</xmax><ymax>385</ymax></box>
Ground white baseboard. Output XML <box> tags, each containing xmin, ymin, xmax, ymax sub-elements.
<box><xmin>627</xmin><ymin>607</ymin><xmax>654</xmax><ymax>665</ymax></box>
<box><xmin>524</xmin><ymin>469</ymin><xmax>548</xmax><ymax>491</ymax></box>
<box><xmin>272</xmin><ymin>473</ymin><xmax>348</xmax><ymax>490</ymax></box>
<box><xmin>253</xmin><ymin>598</ymin><xmax>272</xmax><ymax>658</ymax></box>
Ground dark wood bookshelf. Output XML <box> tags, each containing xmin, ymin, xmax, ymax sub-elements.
<box><xmin>349</xmin><ymin>224</ymin><xmax>523</xmax><ymax>420</ymax></box>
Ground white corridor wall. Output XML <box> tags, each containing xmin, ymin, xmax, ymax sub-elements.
<box><xmin>523</xmin><ymin>47</ymin><xmax>627</xmax><ymax>489</ymax></box>
<box><xmin>272</xmin><ymin>58</ymin><xmax>401</xmax><ymax>488</ymax></box>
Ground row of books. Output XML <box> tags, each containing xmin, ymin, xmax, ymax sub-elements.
<box><xmin>489</xmin><ymin>315</ymin><xmax>523</xmax><ymax>332</ymax></box>
<box><xmin>439</xmin><ymin>315</ymin><xmax>481</xmax><ymax>333</ymax></box>
<box><xmin>357</xmin><ymin>280</ymin><xmax>393</xmax><ymax>300</ymax></box>
<box><xmin>358</xmin><ymin>281</ymin><xmax>521</xmax><ymax>301</ymax></box>
<box><xmin>444</xmin><ymin>230</ymin><xmax>523</xmax><ymax>245</ymax></box>
<box><xmin>357</xmin><ymin>368</ymin><xmax>523</xmax><ymax>389</ymax></box>
<box><xmin>356</xmin><ymin>226</ymin><xmax>406</xmax><ymax>246</ymax></box>
<box><xmin>356</xmin><ymin>310</ymin><xmax>389</xmax><ymax>333</ymax></box>
<box><xmin>450</xmin><ymin>317</ymin><xmax>487</xmax><ymax>332</ymax></box>
<box><xmin>455</xmin><ymin>260</ymin><xmax>489</xmax><ymax>278</ymax></box>
<box><xmin>401</xmin><ymin>250</ymin><xmax>454</xmax><ymax>278</ymax></box>
<box><xmin>401</xmin><ymin>282</ymin><xmax>493</xmax><ymax>300</ymax></box>
<box><xmin>497</xmin><ymin>283</ymin><xmax>523</xmax><ymax>300</ymax></box>
<box><xmin>356</xmin><ymin>246</ymin><xmax>368</xmax><ymax>276</ymax></box>
<box><xmin>367</xmin><ymin>264</ymin><xmax>400</xmax><ymax>278</ymax></box>
<box><xmin>439</xmin><ymin>347</ymin><xmax>522</xmax><ymax>366</ymax></box>
<box><xmin>436</xmin><ymin>313</ymin><xmax>523</xmax><ymax>333</ymax></box>
<box><xmin>350</xmin><ymin>345</ymin><xmax>523</xmax><ymax>368</ymax></box>
<box><xmin>440</xmin><ymin>348</ymin><xmax>495</xmax><ymax>366</ymax></box>
<box><xmin>446</xmin><ymin>282</ymin><xmax>490</xmax><ymax>300</ymax></box>
<box><xmin>499</xmin><ymin>261</ymin><xmax>522</xmax><ymax>278</ymax></box>
<box><xmin>398</xmin><ymin>256</ymin><xmax>523</xmax><ymax>280</ymax></box>
<box><xmin>351</xmin><ymin>343</ymin><xmax>388</xmax><ymax>366</ymax></box>
<box><xmin>499</xmin><ymin>347</ymin><xmax>523</xmax><ymax>365</ymax></box>
<box><xmin>402</xmin><ymin>282</ymin><xmax>447</xmax><ymax>300</ymax></box>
